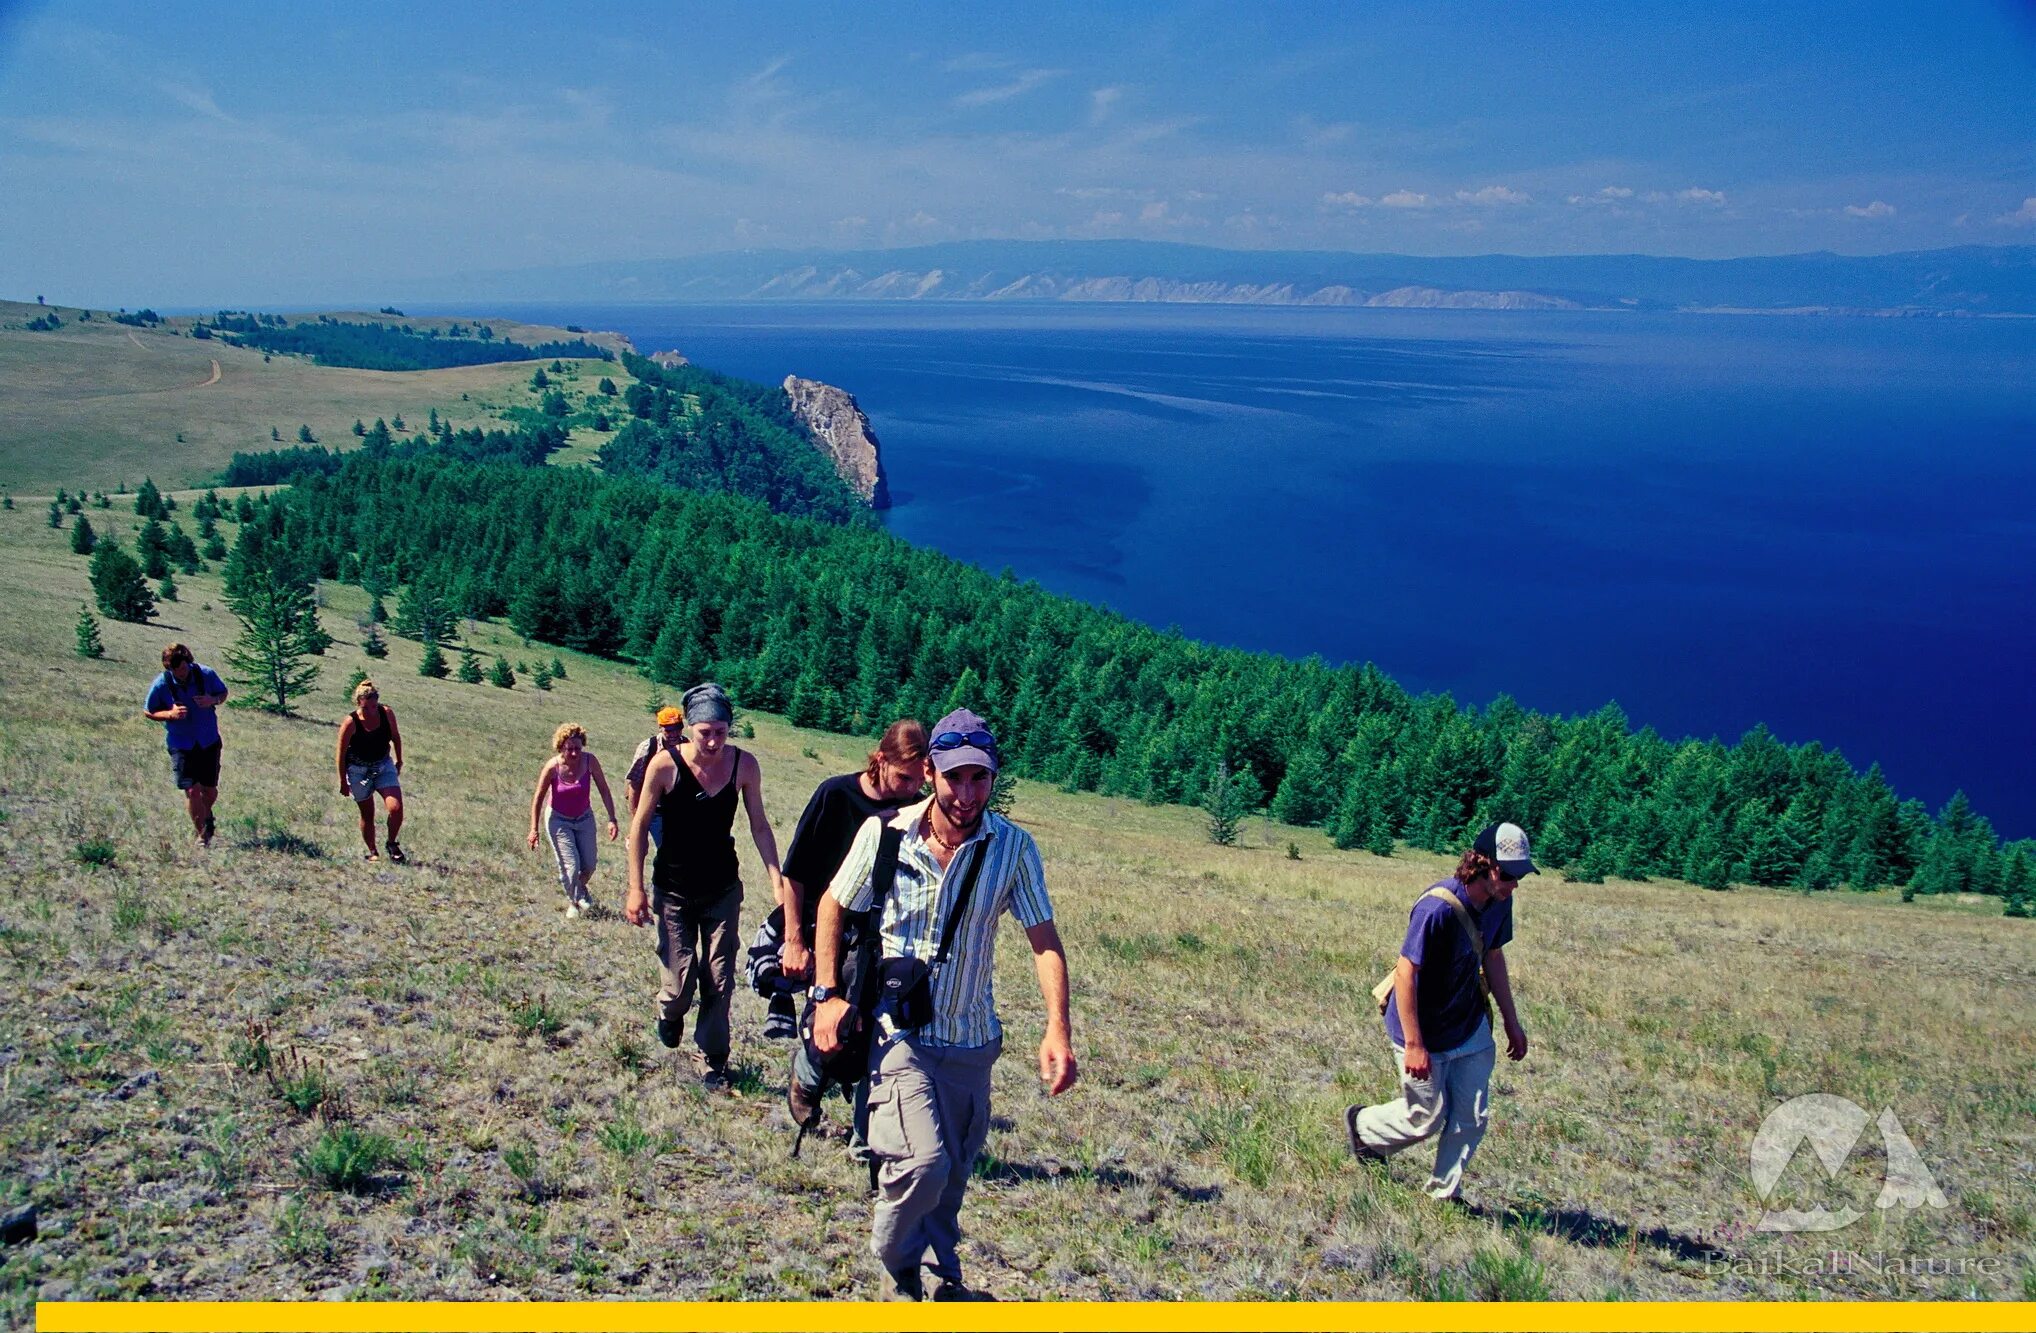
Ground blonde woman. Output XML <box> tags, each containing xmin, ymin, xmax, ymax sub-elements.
<box><xmin>528</xmin><ymin>723</ymin><xmax>619</xmax><ymax>918</ymax></box>
<box><xmin>336</xmin><ymin>679</ymin><xmax>405</xmax><ymax>863</ymax></box>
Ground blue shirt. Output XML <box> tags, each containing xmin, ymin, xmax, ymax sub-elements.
<box><xmin>144</xmin><ymin>666</ymin><xmax>227</xmax><ymax>751</ymax></box>
<box><xmin>1383</xmin><ymin>878</ymin><xmax>1513</xmax><ymax>1054</ymax></box>
<box><xmin>829</xmin><ymin>799</ymin><xmax>1054</xmax><ymax>1049</ymax></box>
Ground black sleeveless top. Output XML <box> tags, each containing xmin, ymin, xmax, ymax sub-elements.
<box><xmin>651</xmin><ymin>747</ymin><xmax>742</xmax><ymax>900</ymax></box>
<box><xmin>346</xmin><ymin>710</ymin><xmax>392</xmax><ymax>764</ymax></box>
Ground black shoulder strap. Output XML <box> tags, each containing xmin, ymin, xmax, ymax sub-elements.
<box><xmin>871</xmin><ymin>825</ymin><xmax>905</xmax><ymax>913</ymax></box>
<box><xmin>933</xmin><ymin>833</ymin><xmax>992</xmax><ymax>967</ymax></box>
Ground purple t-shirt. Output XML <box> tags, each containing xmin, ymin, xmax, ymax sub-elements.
<box><xmin>144</xmin><ymin>666</ymin><xmax>227</xmax><ymax>752</ymax></box>
<box><xmin>1382</xmin><ymin>878</ymin><xmax>1513</xmax><ymax>1054</ymax></box>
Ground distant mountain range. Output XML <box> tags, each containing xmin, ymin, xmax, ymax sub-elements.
<box><xmin>409</xmin><ymin>240</ymin><xmax>2036</xmax><ymax>315</ymax></box>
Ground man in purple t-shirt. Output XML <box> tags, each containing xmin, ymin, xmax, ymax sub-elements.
<box><xmin>1347</xmin><ymin>821</ymin><xmax>1535</xmax><ymax>1201</ymax></box>
<box><xmin>142</xmin><ymin>641</ymin><xmax>229</xmax><ymax>847</ymax></box>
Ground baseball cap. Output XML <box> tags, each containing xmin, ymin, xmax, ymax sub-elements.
<box><xmin>1474</xmin><ymin>822</ymin><xmax>1539</xmax><ymax>879</ymax></box>
<box><xmin>928</xmin><ymin>708</ymin><xmax>998</xmax><ymax>774</ymax></box>
<box><xmin>656</xmin><ymin>706</ymin><xmax>684</xmax><ymax>726</ymax></box>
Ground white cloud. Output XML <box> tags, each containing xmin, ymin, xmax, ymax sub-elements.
<box><xmin>1455</xmin><ymin>184</ymin><xmax>1530</xmax><ymax>206</ymax></box>
<box><xmin>1321</xmin><ymin>190</ymin><xmax>1372</xmax><ymax>209</ymax></box>
<box><xmin>1677</xmin><ymin>187</ymin><xmax>1726</xmax><ymax>205</ymax></box>
<box><xmin>1598</xmin><ymin>185</ymin><xmax>1634</xmax><ymax>199</ymax></box>
<box><xmin>1380</xmin><ymin>189</ymin><xmax>1431</xmax><ymax>208</ymax></box>
<box><xmin>1295</xmin><ymin>116</ymin><xmax>1354</xmax><ymax>148</ymax></box>
<box><xmin>1995</xmin><ymin>197</ymin><xmax>2036</xmax><ymax>227</ymax></box>
<box><xmin>1139</xmin><ymin>200</ymin><xmax>1170</xmax><ymax>222</ymax></box>
<box><xmin>159</xmin><ymin>80</ymin><xmax>229</xmax><ymax>122</ymax></box>
<box><xmin>953</xmin><ymin>68</ymin><xmax>1062</xmax><ymax>109</ymax></box>
<box><xmin>1845</xmin><ymin>200</ymin><xmax>1896</xmax><ymax>219</ymax></box>
<box><xmin>1088</xmin><ymin>86</ymin><xmax>1122</xmax><ymax>125</ymax></box>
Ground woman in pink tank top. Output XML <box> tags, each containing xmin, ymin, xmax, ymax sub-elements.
<box><xmin>527</xmin><ymin>722</ymin><xmax>619</xmax><ymax>917</ymax></box>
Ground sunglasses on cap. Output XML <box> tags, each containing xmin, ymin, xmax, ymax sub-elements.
<box><xmin>930</xmin><ymin>729</ymin><xmax>998</xmax><ymax>753</ymax></box>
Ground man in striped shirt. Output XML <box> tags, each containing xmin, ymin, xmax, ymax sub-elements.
<box><xmin>810</xmin><ymin>708</ymin><xmax>1077</xmax><ymax>1302</ymax></box>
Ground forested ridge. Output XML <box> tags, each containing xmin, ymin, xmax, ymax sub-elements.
<box><xmin>227</xmin><ymin>441</ymin><xmax>2033</xmax><ymax>909</ymax></box>
<box><xmin>595</xmin><ymin>352</ymin><xmax>867</xmax><ymax>524</ymax></box>
<box><xmin>209</xmin><ymin>312</ymin><xmax>613</xmax><ymax>372</ymax></box>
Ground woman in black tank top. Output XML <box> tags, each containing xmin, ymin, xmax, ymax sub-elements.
<box><xmin>334</xmin><ymin>679</ymin><xmax>407</xmax><ymax>863</ymax></box>
<box><xmin>622</xmin><ymin>682</ymin><xmax>784</xmax><ymax>1088</ymax></box>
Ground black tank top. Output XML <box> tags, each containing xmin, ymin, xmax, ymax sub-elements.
<box><xmin>347</xmin><ymin>710</ymin><xmax>392</xmax><ymax>764</ymax></box>
<box><xmin>652</xmin><ymin>747</ymin><xmax>742</xmax><ymax>899</ymax></box>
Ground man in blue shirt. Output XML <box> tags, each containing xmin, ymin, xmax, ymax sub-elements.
<box><xmin>1348</xmin><ymin>821</ymin><xmax>1534</xmax><ymax>1201</ymax></box>
<box><xmin>142</xmin><ymin>642</ymin><xmax>228</xmax><ymax>846</ymax></box>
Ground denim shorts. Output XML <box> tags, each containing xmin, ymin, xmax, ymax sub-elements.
<box><xmin>346</xmin><ymin>757</ymin><xmax>400</xmax><ymax>801</ymax></box>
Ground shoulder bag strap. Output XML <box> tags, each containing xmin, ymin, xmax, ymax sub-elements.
<box><xmin>933</xmin><ymin>833</ymin><xmax>992</xmax><ymax>967</ymax></box>
<box><xmin>1426</xmin><ymin>886</ymin><xmax>1493</xmax><ymax>1014</ymax></box>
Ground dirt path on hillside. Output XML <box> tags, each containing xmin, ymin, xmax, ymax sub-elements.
<box><xmin>199</xmin><ymin>358</ymin><xmax>220</xmax><ymax>387</ymax></box>
<box><xmin>125</xmin><ymin>330</ymin><xmax>148</xmax><ymax>351</ymax></box>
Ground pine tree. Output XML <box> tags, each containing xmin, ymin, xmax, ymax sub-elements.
<box><xmin>532</xmin><ymin>661</ymin><xmax>554</xmax><ymax>691</ymax></box>
<box><xmin>1203</xmin><ymin>758</ymin><xmax>1259</xmax><ymax>847</ymax></box>
<box><xmin>89</xmin><ymin>541</ymin><xmax>154</xmax><ymax>622</ymax></box>
<box><xmin>222</xmin><ymin>569</ymin><xmax>321</xmax><ymax>713</ymax></box>
<box><xmin>361</xmin><ymin>622</ymin><xmax>388</xmax><ymax>658</ymax></box>
<box><xmin>489</xmin><ymin>655</ymin><xmax>516</xmax><ymax>688</ymax></box>
<box><xmin>74</xmin><ymin>605</ymin><xmax>104</xmax><ymax>659</ymax></box>
<box><xmin>47</xmin><ymin>501</ymin><xmax>63</xmax><ymax>528</ymax></box>
<box><xmin>549</xmin><ymin>655</ymin><xmax>566</xmax><ymax>680</ymax></box>
<box><xmin>456</xmin><ymin>645</ymin><xmax>483</xmax><ymax>684</ymax></box>
<box><xmin>155</xmin><ymin>571</ymin><xmax>178</xmax><ymax>602</ymax></box>
<box><xmin>417</xmin><ymin>638</ymin><xmax>448</xmax><ymax>679</ymax></box>
<box><xmin>69</xmin><ymin>515</ymin><xmax>96</xmax><ymax>555</ymax></box>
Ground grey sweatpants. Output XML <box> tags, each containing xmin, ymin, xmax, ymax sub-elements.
<box><xmin>865</xmin><ymin>1031</ymin><xmax>1001</xmax><ymax>1284</ymax></box>
<box><xmin>547</xmin><ymin>809</ymin><xmax>597</xmax><ymax>901</ymax></box>
<box><xmin>1351</xmin><ymin>1018</ymin><xmax>1497</xmax><ymax>1200</ymax></box>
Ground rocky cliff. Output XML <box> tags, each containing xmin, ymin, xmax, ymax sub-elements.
<box><xmin>782</xmin><ymin>376</ymin><xmax>889</xmax><ymax>508</ymax></box>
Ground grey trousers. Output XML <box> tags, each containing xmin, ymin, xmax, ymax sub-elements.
<box><xmin>1352</xmin><ymin>1017</ymin><xmax>1497</xmax><ymax>1200</ymax></box>
<box><xmin>546</xmin><ymin>809</ymin><xmax>597</xmax><ymax>901</ymax></box>
<box><xmin>865</xmin><ymin>1031</ymin><xmax>1001</xmax><ymax>1283</ymax></box>
<box><xmin>654</xmin><ymin>882</ymin><xmax>742</xmax><ymax>1068</ymax></box>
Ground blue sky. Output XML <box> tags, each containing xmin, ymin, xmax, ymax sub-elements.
<box><xmin>1</xmin><ymin>1</ymin><xmax>2032</xmax><ymax>304</ymax></box>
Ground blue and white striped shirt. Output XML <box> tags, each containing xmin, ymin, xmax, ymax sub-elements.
<box><xmin>828</xmin><ymin>798</ymin><xmax>1054</xmax><ymax>1049</ymax></box>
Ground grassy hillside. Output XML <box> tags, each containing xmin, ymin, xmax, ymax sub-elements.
<box><xmin>3</xmin><ymin>496</ymin><xmax>2032</xmax><ymax>1317</ymax></box>
<box><xmin>0</xmin><ymin>300</ymin><xmax>632</xmax><ymax>494</ymax></box>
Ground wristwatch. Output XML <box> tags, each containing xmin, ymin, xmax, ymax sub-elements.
<box><xmin>809</xmin><ymin>985</ymin><xmax>840</xmax><ymax>1003</ymax></box>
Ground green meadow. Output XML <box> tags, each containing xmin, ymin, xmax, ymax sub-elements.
<box><xmin>0</xmin><ymin>301</ymin><xmax>629</xmax><ymax>494</ymax></box>
<box><xmin>2</xmin><ymin>485</ymin><xmax>2031</xmax><ymax>1317</ymax></box>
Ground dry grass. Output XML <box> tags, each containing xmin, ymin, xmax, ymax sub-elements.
<box><xmin>1</xmin><ymin>497</ymin><xmax>2032</xmax><ymax>1319</ymax></box>
<box><xmin>0</xmin><ymin>300</ymin><xmax>631</xmax><ymax>493</ymax></box>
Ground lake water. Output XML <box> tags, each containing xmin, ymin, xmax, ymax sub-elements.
<box><xmin>479</xmin><ymin>302</ymin><xmax>2036</xmax><ymax>837</ymax></box>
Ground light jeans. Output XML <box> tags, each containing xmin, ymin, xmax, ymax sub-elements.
<box><xmin>1352</xmin><ymin>1017</ymin><xmax>1497</xmax><ymax>1200</ymax></box>
<box><xmin>547</xmin><ymin>809</ymin><xmax>597</xmax><ymax>902</ymax></box>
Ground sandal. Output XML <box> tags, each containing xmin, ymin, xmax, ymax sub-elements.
<box><xmin>363</xmin><ymin>850</ymin><xmax>381</xmax><ymax>863</ymax></box>
<box><xmin>386</xmin><ymin>843</ymin><xmax>407</xmax><ymax>865</ymax></box>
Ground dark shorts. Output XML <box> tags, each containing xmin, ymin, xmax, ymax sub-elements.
<box><xmin>170</xmin><ymin>742</ymin><xmax>222</xmax><ymax>791</ymax></box>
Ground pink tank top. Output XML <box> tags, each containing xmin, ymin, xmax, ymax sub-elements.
<box><xmin>550</xmin><ymin>756</ymin><xmax>593</xmax><ymax>819</ymax></box>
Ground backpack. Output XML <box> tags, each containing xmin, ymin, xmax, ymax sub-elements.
<box><xmin>1371</xmin><ymin>885</ymin><xmax>1492</xmax><ymax>1025</ymax></box>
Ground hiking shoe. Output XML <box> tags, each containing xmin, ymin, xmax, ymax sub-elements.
<box><xmin>655</xmin><ymin>1017</ymin><xmax>681</xmax><ymax>1049</ymax></box>
<box><xmin>931</xmin><ymin>1276</ymin><xmax>988</xmax><ymax>1302</ymax></box>
<box><xmin>701</xmin><ymin>1065</ymin><xmax>733</xmax><ymax>1093</ymax></box>
<box><xmin>787</xmin><ymin>1079</ymin><xmax>823</xmax><ymax>1130</ymax></box>
<box><xmin>884</xmin><ymin>1266</ymin><xmax>924</xmax><ymax>1302</ymax></box>
<box><xmin>1345</xmin><ymin>1105</ymin><xmax>1383</xmax><ymax>1162</ymax></box>
<box><xmin>565</xmin><ymin>903</ymin><xmax>580</xmax><ymax>920</ymax></box>
<box><xmin>202</xmin><ymin>814</ymin><xmax>216</xmax><ymax>841</ymax></box>
<box><xmin>386</xmin><ymin>842</ymin><xmax>407</xmax><ymax>865</ymax></box>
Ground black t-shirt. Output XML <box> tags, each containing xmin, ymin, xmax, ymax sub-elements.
<box><xmin>783</xmin><ymin>772</ymin><xmax>912</xmax><ymax>927</ymax></box>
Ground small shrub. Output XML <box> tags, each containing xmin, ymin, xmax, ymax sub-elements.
<box><xmin>1466</xmin><ymin>1245</ymin><xmax>1552</xmax><ymax>1301</ymax></box>
<box><xmin>510</xmin><ymin>993</ymin><xmax>565</xmax><ymax>1042</ymax></box>
<box><xmin>198</xmin><ymin>1113</ymin><xmax>247</xmax><ymax>1191</ymax></box>
<box><xmin>608</xmin><ymin>1029</ymin><xmax>648</xmax><ymax>1074</ymax></box>
<box><xmin>299</xmin><ymin>1125</ymin><xmax>396</xmax><ymax>1194</ymax></box>
<box><xmin>274</xmin><ymin>1196</ymin><xmax>337</xmax><ymax>1263</ymax></box>
<box><xmin>228</xmin><ymin>1017</ymin><xmax>274</xmax><ymax>1074</ymax></box>
<box><xmin>500</xmin><ymin>1142</ymin><xmax>548</xmax><ymax>1203</ymax></box>
<box><xmin>233</xmin><ymin>812</ymin><xmax>324</xmax><ymax>859</ymax></box>
<box><xmin>74</xmin><ymin>838</ymin><xmax>116</xmax><ymax>868</ymax></box>
<box><xmin>110</xmin><ymin>888</ymin><xmax>147</xmax><ymax>930</ymax></box>
<box><xmin>596</xmin><ymin>1104</ymin><xmax>654</xmax><ymax>1159</ymax></box>
<box><xmin>1286</xmin><ymin>841</ymin><xmax>1302</xmax><ymax>861</ymax></box>
<box><xmin>266</xmin><ymin>1047</ymin><xmax>333</xmax><ymax>1115</ymax></box>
